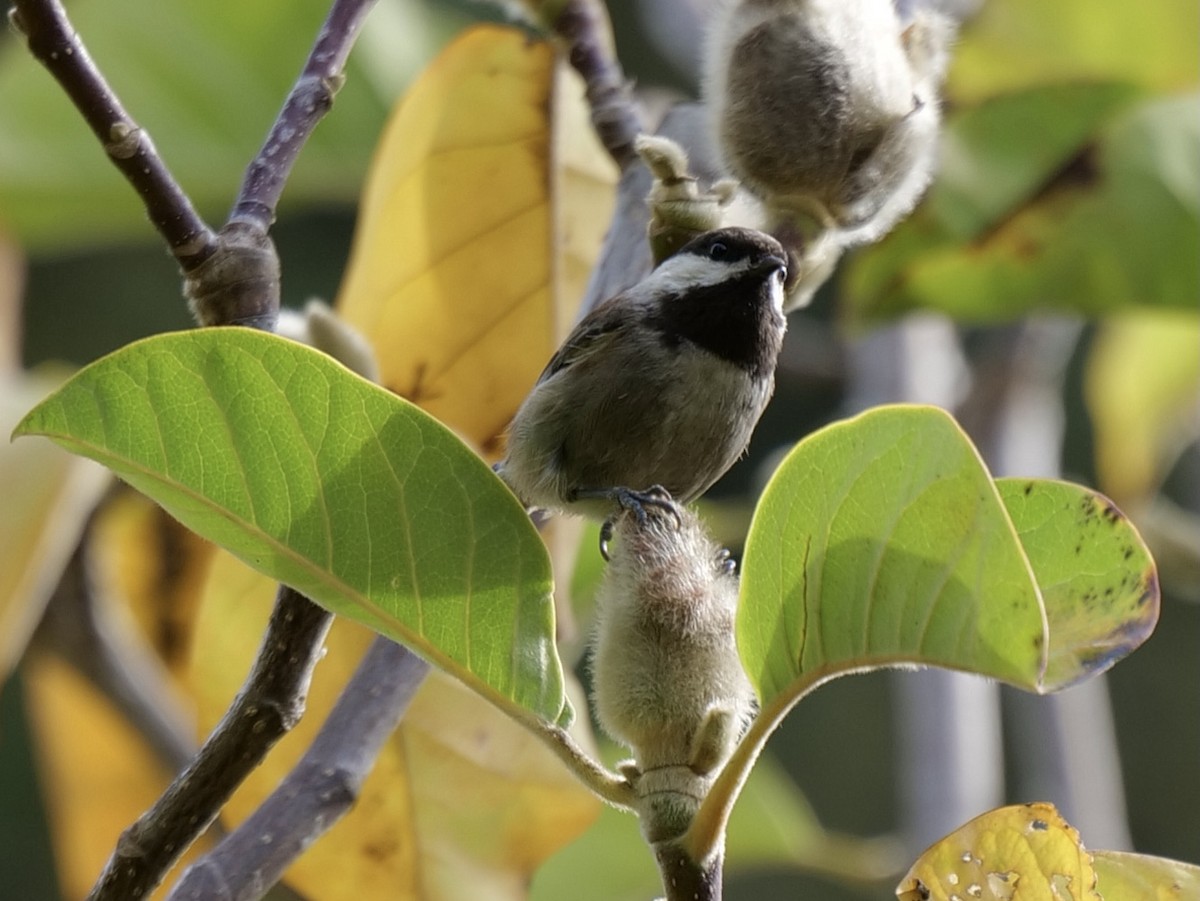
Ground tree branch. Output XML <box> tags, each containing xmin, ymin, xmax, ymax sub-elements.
<box><xmin>86</xmin><ymin>586</ymin><xmax>334</xmax><ymax>901</ymax></box>
<box><xmin>9</xmin><ymin>0</ymin><xmax>218</xmax><ymax>270</ymax></box>
<box><xmin>655</xmin><ymin>842</ymin><xmax>723</xmax><ymax>901</ymax></box>
<box><xmin>13</xmin><ymin>3</ymin><xmax>387</xmax><ymax>899</ymax></box>
<box><xmin>166</xmin><ymin>638</ymin><xmax>429</xmax><ymax>901</ymax></box>
<box><xmin>227</xmin><ymin>0</ymin><xmax>377</xmax><ymax>233</ymax></box>
<box><xmin>548</xmin><ymin>0</ymin><xmax>645</xmax><ymax>170</ymax></box>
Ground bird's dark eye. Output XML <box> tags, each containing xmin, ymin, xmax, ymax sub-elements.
<box><xmin>708</xmin><ymin>241</ymin><xmax>729</xmax><ymax>261</ymax></box>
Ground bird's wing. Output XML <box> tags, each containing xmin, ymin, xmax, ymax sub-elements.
<box><xmin>536</xmin><ymin>299</ymin><xmax>630</xmax><ymax>383</ymax></box>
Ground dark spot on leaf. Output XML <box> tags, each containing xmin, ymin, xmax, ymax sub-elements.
<box><xmin>1123</xmin><ymin>546</ymin><xmax>1134</xmax><ymax>560</ymax></box>
<box><xmin>1137</xmin><ymin>570</ymin><xmax>1160</xmax><ymax>607</ymax></box>
<box><xmin>1102</xmin><ymin>501</ymin><xmax>1122</xmax><ymax>523</ymax></box>
<box><xmin>1031</xmin><ymin>818</ymin><xmax>1049</xmax><ymax>831</ymax></box>
<box><xmin>1075</xmin><ymin>543</ymin><xmax>1082</xmax><ymax>555</ymax></box>
<box><xmin>1023</xmin><ymin>482</ymin><xmax>1034</xmax><ymax>496</ymax></box>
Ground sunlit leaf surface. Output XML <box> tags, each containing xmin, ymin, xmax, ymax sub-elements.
<box><xmin>896</xmin><ymin>802</ymin><xmax>1099</xmax><ymax>901</ymax></box>
<box><xmin>996</xmin><ymin>478</ymin><xmax>1159</xmax><ymax>690</ymax></box>
<box><xmin>738</xmin><ymin>407</ymin><xmax>1160</xmax><ymax>705</ymax></box>
<box><xmin>738</xmin><ymin>405</ymin><xmax>1046</xmax><ymax>704</ymax></box>
<box><xmin>335</xmin><ymin>24</ymin><xmax>616</xmax><ymax>451</ymax></box>
<box><xmin>14</xmin><ymin>327</ymin><xmax>567</xmax><ymax>725</ymax></box>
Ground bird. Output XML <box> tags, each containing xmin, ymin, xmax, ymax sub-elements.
<box><xmin>495</xmin><ymin>226</ymin><xmax>787</xmax><ymax>536</ymax></box>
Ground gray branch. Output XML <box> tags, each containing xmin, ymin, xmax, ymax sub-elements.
<box><xmin>167</xmin><ymin>638</ymin><xmax>430</xmax><ymax>901</ymax></box>
<box><xmin>228</xmin><ymin>0</ymin><xmax>377</xmax><ymax>233</ymax></box>
<box><xmin>550</xmin><ymin>0</ymin><xmax>646</xmax><ymax>170</ymax></box>
<box><xmin>86</xmin><ymin>586</ymin><xmax>334</xmax><ymax>901</ymax></box>
<box><xmin>9</xmin><ymin>0</ymin><xmax>218</xmax><ymax>269</ymax></box>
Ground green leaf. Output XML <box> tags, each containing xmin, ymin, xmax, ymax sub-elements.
<box><xmin>13</xmin><ymin>328</ymin><xmax>568</xmax><ymax>726</ymax></box>
<box><xmin>930</xmin><ymin>82</ymin><xmax>1144</xmax><ymax>242</ymax></box>
<box><xmin>846</xmin><ymin>90</ymin><xmax>1200</xmax><ymax>322</ymax></box>
<box><xmin>690</xmin><ymin>407</ymin><xmax>1164</xmax><ymax>864</ymax></box>
<box><xmin>0</xmin><ymin>0</ymin><xmax>460</xmax><ymax>250</ymax></box>
<box><xmin>996</xmin><ymin>478</ymin><xmax>1159</xmax><ymax>691</ymax></box>
<box><xmin>947</xmin><ymin>0</ymin><xmax>1199</xmax><ymax>103</ymax></box>
<box><xmin>738</xmin><ymin>405</ymin><xmax>1046</xmax><ymax>705</ymax></box>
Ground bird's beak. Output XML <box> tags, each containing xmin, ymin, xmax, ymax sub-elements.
<box><xmin>754</xmin><ymin>253</ymin><xmax>788</xmax><ymax>278</ymax></box>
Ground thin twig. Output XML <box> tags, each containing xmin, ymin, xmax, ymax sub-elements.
<box><xmin>227</xmin><ymin>0</ymin><xmax>377</xmax><ymax>233</ymax></box>
<box><xmin>86</xmin><ymin>586</ymin><xmax>334</xmax><ymax>901</ymax></box>
<box><xmin>9</xmin><ymin>0</ymin><xmax>218</xmax><ymax>269</ymax></box>
<box><xmin>13</xmin><ymin>2</ymin><xmax>385</xmax><ymax>899</ymax></box>
<box><xmin>166</xmin><ymin>638</ymin><xmax>429</xmax><ymax>901</ymax></box>
<box><xmin>549</xmin><ymin>0</ymin><xmax>645</xmax><ymax>170</ymax></box>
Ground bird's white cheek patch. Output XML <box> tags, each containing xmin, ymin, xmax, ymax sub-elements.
<box><xmin>769</xmin><ymin>270</ymin><xmax>786</xmax><ymax>314</ymax></box>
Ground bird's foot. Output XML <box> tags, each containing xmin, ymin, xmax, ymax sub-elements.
<box><xmin>578</xmin><ymin>486</ymin><xmax>682</xmax><ymax>561</ymax></box>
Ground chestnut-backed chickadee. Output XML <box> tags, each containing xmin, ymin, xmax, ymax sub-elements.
<box><xmin>495</xmin><ymin>227</ymin><xmax>787</xmax><ymax>525</ymax></box>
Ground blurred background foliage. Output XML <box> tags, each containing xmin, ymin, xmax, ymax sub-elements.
<box><xmin>0</xmin><ymin>1</ymin><xmax>1196</xmax><ymax>900</ymax></box>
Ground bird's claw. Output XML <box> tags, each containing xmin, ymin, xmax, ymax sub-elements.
<box><xmin>715</xmin><ymin>547</ymin><xmax>737</xmax><ymax>575</ymax></box>
<box><xmin>588</xmin><ymin>486</ymin><xmax>683</xmax><ymax>561</ymax></box>
<box><xmin>599</xmin><ymin>517</ymin><xmax>615</xmax><ymax>561</ymax></box>
<box><xmin>613</xmin><ymin>485</ymin><xmax>682</xmax><ymax>531</ymax></box>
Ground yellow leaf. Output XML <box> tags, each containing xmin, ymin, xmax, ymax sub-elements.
<box><xmin>1085</xmin><ymin>311</ymin><xmax>1200</xmax><ymax>504</ymax></box>
<box><xmin>188</xmin><ymin>550</ymin><xmax>600</xmax><ymax>901</ymax></box>
<box><xmin>897</xmin><ymin>802</ymin><xmax>1100</xmax><ymax>901</ymax></box>
<box><xmin>0</xmin><ymin>369</ymin><xmax>110</xmax><ymax>680</ymax></box>
<box><xmin>1093</xmin><ymin>850</ymin><xmax>1200</xmax><ymax>900</ymax></box>
<box><xmin>22</xmin><ymin>654</ymin><xmax>207</xmax><ymax>900</ymax></box>
<box><xmin>88</xmin><ymin>488</ymin><xmax>215</xmax><ymax>679</ymax></box>
<box><xmin>335</xmin><ymin>24</ymin><xmax>617</xmax><ymax>452</ymax></box>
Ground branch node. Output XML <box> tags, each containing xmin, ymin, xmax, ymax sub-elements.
<box><xmin>105</xmin><ymin>122</ymin><xmax>142</xmax><ymax>160</ymax></box>
<box><xmin>183</xmin><ymin>224</ymin><xmax>281</xmax><ymax>329</ymax></box>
